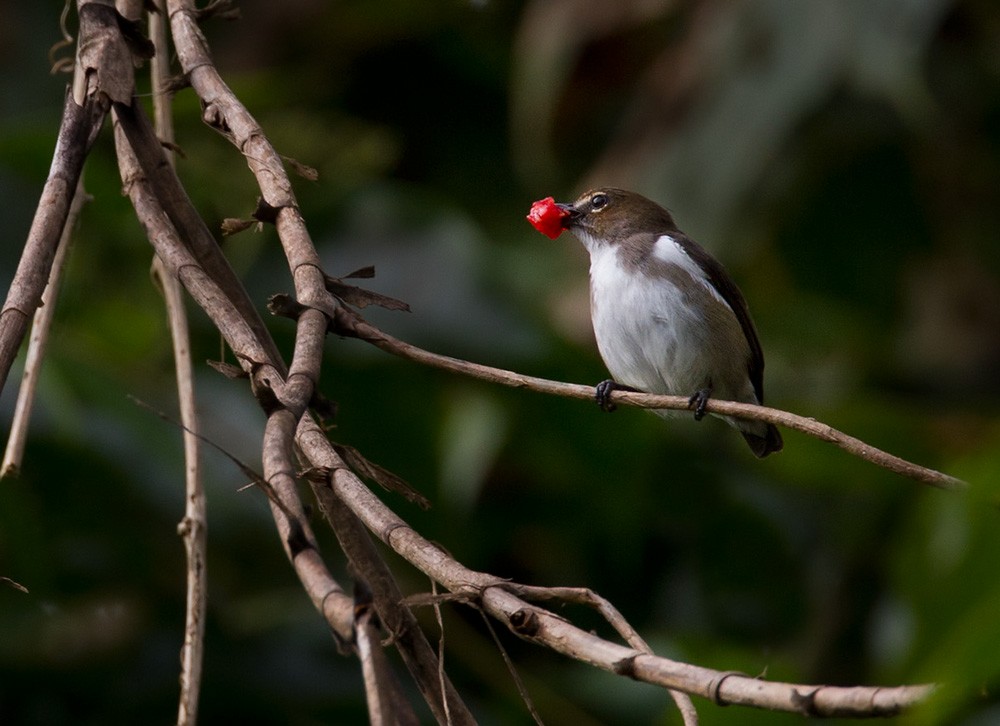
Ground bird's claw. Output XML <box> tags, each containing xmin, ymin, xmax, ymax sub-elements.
<box><xmin>595</xmin><ymin>379</ymin><xmax>620</xmax><ymax>412</ymax></box>
<box><xmin>688</xmin><ymin>388</ymin><xmax>712</xmax><ymax>421</ymax></box>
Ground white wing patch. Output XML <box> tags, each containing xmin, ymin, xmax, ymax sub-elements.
<box><xmin>652</xmin><ymin>235</ymin><xmax>730</xmax><ymax>310</ymax></box>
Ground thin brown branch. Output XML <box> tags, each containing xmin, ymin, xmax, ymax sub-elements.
<box><xmin>478</xmin><ymin>610</ymin><xmax>545</xmax><ymax>726</ymax></box>
<box><xmin>355</xmin><ymin>596</ymin><xmax>420</xmax><ymax>726</ymax></box>
<box><xmin>333</xmin><ymin>309</ymin><xmax>966</xmax><ymax>491</ymax></box>
<box><xmin>502</xmin><ymin>585</ymin><xmax>698</xmax><ymax>723</ymax></box>
<box><xmin>112</xmin><ymin>112</ymin><xmax>271</xmax><ymax>375</ymax></box>
<box><xmin>2</xmin><ymin>180</ymin><xmax>88</xmax><ymax>478</ymax></box>
<box><xmin>0</xmin><ymin>88</ymin><xmax>107</xmax><ymax>395</ymax></box>
<box><xmin>430</xmin><ymin>582</ymin><xmax>453</xmax><ymax>726</ymax></box>
<box><xmin>165</xmin><ymin>0</ymin><xmax>338</xmax><ymax>323</ymax></box>
<box><xmin>262</xmin><ymin>404</ymin><xmax>355</xmax><ymax>637</ymax></box>
<box><xmin>355</xmin><ymin>603</ymin><xmax>390</xmax><ymax>726</ymax></box>
<box><xmin>503</xmin><ymin>583</ymin><xmax>651</xmax><ymax>652</ymax></box>
<box><xmin>146</xmin><ymin>2</ymin><xmax>207</xmax><ymax>721</ymax></box>
<box><xmin>1</xmin><ymin>576</ymin><xmax>30</xmax><ymax>594</ymax></box>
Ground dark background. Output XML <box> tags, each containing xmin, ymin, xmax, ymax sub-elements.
<box><xmin>1</xmin><ymin>1</ymin><xmax>999</xmax><ymax>723</ymax></box>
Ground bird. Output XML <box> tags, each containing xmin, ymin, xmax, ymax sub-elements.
<box><xmin>548</xmin><ymin>187</ymin><xmax>782</xmax><ymax>457</ymax></box>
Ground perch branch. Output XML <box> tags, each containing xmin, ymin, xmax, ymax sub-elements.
<box><xmin>332</xmin><ymin>308</ymin><xmax>965</xmax><ymax>491</ymax></box>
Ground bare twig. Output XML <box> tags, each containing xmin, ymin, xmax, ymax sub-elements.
<box><xmin>355</xmin><ymin>588</ymin><xmax>420</xmax><ymax>726</ymax></box>
<box><xmin>333</xmin><ymin>309</ymin><xmax>965</xmax><ymax>491</ymax></box>
<box><xmin>143</xmin><ymin>2</ymin><xmax>208</xmax><ymax>722</ymax></box>
<box><xmin>479</xmin><ymin>610</ymin><xmax>546</xmax><ymax>725</ymax></box>
<box><xmin>503</xmin><ymin>583</ymin><xmax>651</xmax><ymax>652</ymax></box>
<box><xmin>2</xmin><ymin>180</ymin><xmax>88</xmax><ymax>478</ymax></box>
<box><xmin>111</xmin><ymin>97</ymin><xmax>285</xmax><ymax>371</ymax></box>
<box><xmin>1</xmin><ymin>576</ymin><xmax>30</xmax><ymax>594</ymax></box>
<box><xmin>0</xmin><ymin>88</ymin><xmax>107</xmax><ymax>395</ymax></box>
<box><xmin>165</xmin><ymin>0</ymin><xmax>337</xmax><ymax>323</ymax></box>
<box><xmin>430</xmin><ymin>581</ymin><xmax>453</xmax><ymax>726</ymax></box>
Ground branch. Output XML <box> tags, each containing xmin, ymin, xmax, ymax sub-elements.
<box><xmin>332</xmin><ymin>309</ymin><xmax>966</xmax><ymax>491</ymax></box>
<box><xmin>2</xmin><ymin>180</ymin><xmax>88</xmax><ymax>478</ymax></box>
<box><xmin>296</xmin><ymin>418</ymin><xmax>935</xmax><ymax>717</ymax></box>
<box><xmin>309</xmin><ymin>472</ymin><xmax>476</xmax><ymax>724</ymax></box>
<box><xmin>0</xmin><ymin>87</ymin><xmax>107</xmax><ymax>394</ymax></box>
<box><xmin>354</xmin><ymin>590</ymin><xmax>420</xmax><ymax>726</ymax></box>
<box><xmin>144</xmin><ymin>2</ymin><xmax>208</xmax><ymax>722</ymax></box>
<box><xmin>111</xmin><ymin>97</ymin><xmax>285</xmax><ymax>371</ymax></box>
<box><xmin>165</xmin><ymin>0</ymin><xmax>337</xmax><ymax>323</ymax></box>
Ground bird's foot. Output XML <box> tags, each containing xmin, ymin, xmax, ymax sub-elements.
<box><xmin>687</xmin><ymin>387</ymin><xmax>712</xmax><ymax>421</ymax></box>
<box><xmin>595</xmin><ymin>380</ymin><xmax>636</xmax><ymax>412</ymax></box>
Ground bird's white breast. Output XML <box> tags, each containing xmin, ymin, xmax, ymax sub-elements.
<box><xmin>588</xmin><ymin>235</ymin><xmax>711</xmax><ymax>397</ymax></box>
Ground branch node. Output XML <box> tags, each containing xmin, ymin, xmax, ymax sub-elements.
<box><xmin>238</xmin><ymin>356</ymin><xmax>282</xmax><ymax>414</ymax></box>
<box><xmin>281</xmin><ymin>154</ymin><xmax>319</xmax><ymax>182</ymax></box>
<box><xmin>309</xmin><ymin>391</ymin><xmax>338</xmax><ymax>426</ymax></box>
<box><xmin>252</xmin><ymin>196</ymin><xmax>281</xmax><ymax>225</ymax></box>
<box><xmin>508</xmin><ymin>609</ymin><xmax>540</xmax><ymax>638</ymax></box>
<box><xmin>200</xmin><ymin>100</ymin><xmax>230</xmax><ymax>133</ymax></box>
<box><xmin>329</xmin><ymin>306</ymin><xmax>363</xmax><ymax>338</ymax></box>
<box><xmin>708</xmin><ymin>670</ymin><xmax>746</xmax><ymax>706</ymax></box>
<box><xmin>325</xmin><ymin>272</ymin><xmax>410</xmax><ymax>312</ymax></box>
<box><xmin>162</xmin><ymin>73</ymin><xmax>191</xmax><ymax>95</ymax></box>
<box><xmin>268</xmin><ymin>293</ymin><xmax>307</xmax><ymax>320</ymax></box>
<box><xmin>612</xmin><ymin>654</ymin><xmax>638</xmax><ymax>679</ymax></box>
<box><xmin>790</xmin><ymin>687</ymin><xmax>821</xmax><ymax>716</ymax></box>
<box><xmin>285</xmin><ymin>518</ymin><xmax>313</xmax><ymax>559</ymax></box>
<box><xmin>206</xmin><ymin>359</ymin><xmax>248</xmax><ymax>379</ymax></box>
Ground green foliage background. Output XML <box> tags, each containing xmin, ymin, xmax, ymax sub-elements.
<box><xmin>1</xmin><ymin>1</ymin><xmax>999</xmax><ymax>723</ymax></box>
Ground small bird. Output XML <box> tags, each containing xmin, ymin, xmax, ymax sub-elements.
<box><xmin>535</xmin><ymin>188</ymin><xmax>782</xmax><ymax>457</ymax></box>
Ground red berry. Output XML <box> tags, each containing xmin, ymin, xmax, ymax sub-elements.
<box><xmin>526</xmin><ymin>197</ymin><xmax>570</xmax><ymax>239</ymax></box>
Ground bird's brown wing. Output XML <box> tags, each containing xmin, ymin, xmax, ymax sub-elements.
<box><xmin>674</xmin><ymin>234</ymin><xmax>766</xmax><ymax>404</ymax></box>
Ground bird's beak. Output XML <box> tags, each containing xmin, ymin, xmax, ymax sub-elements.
<box><xmin>556</xmin><ymin>202</ymin><xmax>579</xmax><ymax>227</ymax></box>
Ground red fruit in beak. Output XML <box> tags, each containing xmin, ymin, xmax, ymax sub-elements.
<box><xmin>526</xmin><ymin>197</ymin><xmax>570</xmax><ymax>239</ymax></box>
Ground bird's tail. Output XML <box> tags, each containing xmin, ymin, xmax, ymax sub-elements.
<box><xmin>740</xmin><ymin>422</ymin><xmax>783</xmax><ymax>458</ymax></box>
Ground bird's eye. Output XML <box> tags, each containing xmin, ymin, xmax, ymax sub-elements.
<box><xmin>590</xmin><ymin>193</ymin><xmax>609</xmax><ymax>211</ymax></box>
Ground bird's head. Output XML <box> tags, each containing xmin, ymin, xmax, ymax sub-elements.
<box><xmin>557</xmin><ymin>188</ymin><xmax>677</xmax><ymax>250</ymax></box>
